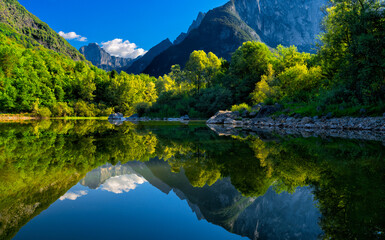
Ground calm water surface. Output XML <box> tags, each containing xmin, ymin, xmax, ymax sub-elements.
<box><xmin>0</xmin><ymin>120</ymin><xmax>384</xmax><ymax>240</ymax></box>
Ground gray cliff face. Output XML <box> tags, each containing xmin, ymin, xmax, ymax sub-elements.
<box><xmin>232</xmin><ymin>0</ymin><xmax>327</xmax><ymax>52</ymax></box>
<box><xmin>79</xmin><ymin>43</ymin><xmax>133</xmax><ymax>71</ymax></box>
<box><xmin>233</xmin><ymin>187</ymin><xmax>322</xmax><ymax>240</ymax></box>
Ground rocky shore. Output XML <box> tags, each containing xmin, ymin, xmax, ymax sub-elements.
<box><xmin>207</xmin><ymin>111</ymin><xmax>385</xmax><ymax>132</ymax></box>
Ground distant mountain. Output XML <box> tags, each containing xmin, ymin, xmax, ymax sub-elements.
<box><xmin>144</xmin><ymin>0</ymin><xmax>326</xmax><ymax>76</ymax></box>
<box><xmin>79</xmin><ymin>43</ymin><xmax>133</xmax><ymax>71</ymax></box>
<box><xmin>174</xmin><ymin>12</ymin><xmax>206</xmax><ymax>45</ymax></box>
<box><xmin>0</xmin><ymin>0</ymin><xmax>85</xmax><ymax>60</ymax></box>
<box><xmin>123</xmin><ymin>38</ymin><xmax>173</xmax><ymax>74</ymax></box>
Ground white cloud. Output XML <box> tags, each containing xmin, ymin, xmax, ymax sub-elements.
<box><xmin>58</xmin><ymin>31</ymin><xmax>88</xmax><ymax>42</ymax></box>
<box><xmin>101</xmin><ymin>39</ymin><xmax>147</xmax><ymax>59</ymax></box>
<box><xmin>101</xmin><ymin>174</ymin><xmax>147</xmax><ymax>194</ymax></box>
<box><xmin>60</xmin><ymin>190</ymin><xmax>88</xmax><ymax>201</ymax></box>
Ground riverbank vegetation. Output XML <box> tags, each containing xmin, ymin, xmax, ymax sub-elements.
<box><xmin>1</xmin><ymin>0</ymin><xmax>384</xmax><ymax>118</ymax></box>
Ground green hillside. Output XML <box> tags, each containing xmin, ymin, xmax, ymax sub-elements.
<box><xmin>0</xmin><ymin>0</ymin><xmax>84</xmax><ymax>60</ymax></box>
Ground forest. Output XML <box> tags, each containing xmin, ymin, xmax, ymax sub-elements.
<box><xmin>0</xmin><ymin>0</ymin><xmax>384</xmax><ymax>118</ymax></box>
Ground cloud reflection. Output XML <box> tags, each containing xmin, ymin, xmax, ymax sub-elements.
<box><xmin>101</xmin><ymin>174</ymin><xmax>147</xmax><ymax>194</ymax></box>
<box><xmin>60</xmin><ymin>190</ymin><xmax>88</xmax><ymax>201</ymax></box>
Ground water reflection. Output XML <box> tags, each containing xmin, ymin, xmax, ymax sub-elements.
<box><xmin>0</xmin><ymin>120</ymin><xmax>384</xmax><ymax>239</ymax></box>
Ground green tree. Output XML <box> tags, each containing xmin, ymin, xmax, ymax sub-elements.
<box><xmin>318</xmin><ymin>0</ymin><xmax>385</xmax><ymax>104</ymax></box>
<box><xmin>229</xmin><ymin>41</ymin><xmax>273</xmax><ymax>103</ymax></box>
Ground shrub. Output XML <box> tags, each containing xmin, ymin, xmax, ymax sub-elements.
<box><xmin>35</xmin><ymin>107</ymin><xmax>52</xmax><ymax>118</ymax></box>
<box><xmin>51</xmin><ymin>102</ymin><xmax>74</xmax><ymax>117</ymax></box>
<box><xmin>73</xmin><ymin>101</ymin><xmax>97</xmax><ymax>117</ymax></box>
<box><xmin>231</xmin><ymin>103</ymin><xmax>252</xmax><ymax>114</ymax></box>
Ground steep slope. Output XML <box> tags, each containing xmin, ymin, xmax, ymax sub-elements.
<box><xmin>123</xmin><ymin>38</ymin><xmax>173</xmax><ymax>74</ymax></box>
<box><xmin>144</xmin><ymin>2</ymin><xmax>260</xmax><ymax>76</ymax></box>
<box><xmin>79</xmin><ymin>43</ymin><xmax>133</xmax><ymax>71</ymax></box>
<box><xmin>233</xmin><ymin>0</ymin><xmax>327</xmax><ymax>52</ymax></box>
<box><xmin>144</xmin><ymin>0</ymin><xmax>327</xmax><ymax>77</ymax></box>
<box><xmin>0</xmin><ymin>0</ymin><xmax>84</xmax><ymax>60</ymax></box>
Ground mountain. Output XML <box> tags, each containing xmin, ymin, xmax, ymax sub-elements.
<box><xmin>174</xmin><ymin>12</ymin><xmax>206</xmax><ymax>45</ymax></box>
<box><xmin>233</xmin><ymin>0</ymin><xmax>326</xmax><ymax>52</ymax></box>
<box><xmin>79</xmin><ymin>43</ymin><xmax>133</xmax><ymax>71</ymax></box>
<box><xmin>80</xmin><ymin>159</ymin><xmax>322</xmax><ymax>240</ymax></box>
<box><xmin>123</xmin><ymin>38</ymin><xmax>173</xmax><ymax>74</ymax></box>
<box><xmin>144</xmin><ymin>0</ymin><xmax>327</xmax><ymax>76</ymax></box>
<box><xmin>144</xmin><ymin>2</ymin><xmax>260</xmax><ymax>76</ymax></box>
<box><xmin>0</xmin><ymin>0</ymin><xmax>84</xmax><ymax>60</ymax></box>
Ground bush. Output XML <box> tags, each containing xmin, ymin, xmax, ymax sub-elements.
<box><xmin>74</xmin><ymin>101</ymin><xmax>97</xmax><ymax>117</ymax></box>
<box><xmin>231</xmin><ymin>103</ymin><xmax>252</xmax><ymax>114</ymax></box>
<box><xmin>51</xmin><ymin>102</ymin><xmax>74</xmax><ymax>117</ymax></box>
<box><xmin>35</xmin><ymin>107</ymin><xmax>52</xmax><ymax>118</ymax></box>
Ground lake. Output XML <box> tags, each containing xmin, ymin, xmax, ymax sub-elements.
<box><xmin>0</xmin><ymin>120</ymin><xmax>384</xmax><ymax>240</ymax></box>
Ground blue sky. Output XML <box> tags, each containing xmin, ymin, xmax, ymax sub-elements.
<box><xmin>19</xmin><ymin>0</ymin><xmax>228</xmax><ymax>57</ymax></box>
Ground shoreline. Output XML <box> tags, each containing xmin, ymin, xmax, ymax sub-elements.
<box><xmin>207</xmin><ymin>111</ymin><xmax>385</xmax><ymax>132</ymax></box>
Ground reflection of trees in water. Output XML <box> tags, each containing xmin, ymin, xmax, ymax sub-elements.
<box><xmin>0</xmin><ymin>121</ymin><xmax>384</xmax><ymax>239</ymax></box>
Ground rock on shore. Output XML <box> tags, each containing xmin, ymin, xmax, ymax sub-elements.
<box><xmin>207</xmin><ymin>111</ymin><xmax>385</xmax><ymax>132</ymax></box>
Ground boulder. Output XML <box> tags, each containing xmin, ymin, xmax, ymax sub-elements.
<box><xmin>255</xmin><ymin>104</ymin><xmax>282</xmax><ymax>118</ymax></box>
<box><xmin>249</xmin><ymin>111</ymin><xmax>257</xmax><ymax>117</ymax></box>
<box><xmin>241</xmin><ymin>110</ymin><xmax>249</xmax><ymax>118</ymax></box>
<box><xmin>180</xmin><ymin>115</ymin><xmax>190</xmax><ymax>120</ymax></box>
<box><xmin>224</xmin><ymin>118</ymin><xmax>236</xmax><ymax>125</ymax></box>
<box><xmin>207</xmin><ymin>111</ymin><xmax>239</xmax><ymax>124</ymax></box>
<box><xmin>108</xmin><ymin>113</ymin><xmax>124</xmax><ymax>120</ymax></box>
<box><xmin>301</xmin><ymin>117</ymin><xmax>313</xmax><ymax>124</ymax></box>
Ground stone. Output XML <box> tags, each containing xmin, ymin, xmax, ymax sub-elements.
<box><xmin>180</xmin><ymin>115</ymin><xmax>190</xmax><ymax>120</ymax></box>
<box><xmin>224</xmin><ymin>118</ymin><xmax>236</xmax><ymax>125</ymax></box>
<box><xmin>360</xmin><ymin>108</ymin><xmax>367</xmax><ymax>115</ymax></box>
<box><xmin>326</xmin><ymin>112</ymin><xmax>333</xmax><ymax>119</ymax></box>
<box><xmin>249</xmin><ymin>111</ymin><xmax>257</xmax><ymax>117</ymax></box>
<box><xmin>255</xmin><ymin>105</ymin><xmax>281</xmax><ymax>118</ymax></box>
<box><xmin>108</xmin><ymin>113</ymin><xmax>124</xmax><ymax>120</ymax></box>
<box><xmin>241</xmin><ymin>110</ymin><xmax>249</xmax><ymax>118</ymax></box>
<box><xmin>383</xmin><ymin>113</ymin><xmax>385</xmax><ymax>118</ymax></box>
<box><xmin>301</xmin><ymin>117</ymin><xmax>313</xmax><ymax>124</ymax></box>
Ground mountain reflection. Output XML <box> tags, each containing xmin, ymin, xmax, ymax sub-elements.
<box><xmin>1</xmin><ymin>120</ymin><xmax>385</xmax><ymax>240</ymax></box>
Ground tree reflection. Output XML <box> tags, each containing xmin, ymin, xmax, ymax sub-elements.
<box><xmin>0</xmin><ymin>121</ymin><xmax>384</xmax><ymax>239</ymax></box>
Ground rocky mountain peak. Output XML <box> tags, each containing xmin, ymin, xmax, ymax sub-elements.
<box><xmin>79</xmin><ymin>43</ymin><xmax>133</xmax><ymax>71</ymax></box>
